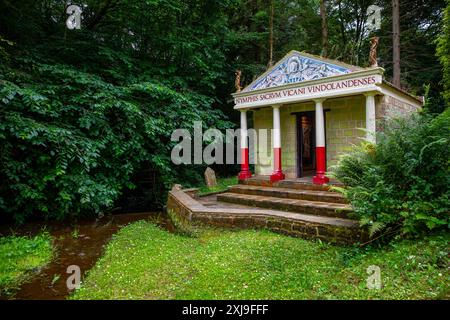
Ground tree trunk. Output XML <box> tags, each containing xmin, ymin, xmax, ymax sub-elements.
<box><xmin>320</xmin><ymin>0</ymin><xmax>328</xmax><ymax>58</ymax></box>
<box><xmin>268</xmin><ymin>0</ymin><xmax>274</xmax><ymax>67</ymax></box>
<box><xmin>392</xmin><ymin>0</ymin><xmax>401</xmax><ymax>87</ymax></box>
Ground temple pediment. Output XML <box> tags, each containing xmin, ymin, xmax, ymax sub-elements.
<box><xmin>243</xmin><ymin>51</ymin><xmax>361</xmax><ymax>92</ymax></box>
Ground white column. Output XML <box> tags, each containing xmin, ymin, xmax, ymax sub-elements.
<box><xmin>272</xmin><ymin>106</ymin><xmax>281</xmax><ymax>149</ymax></box>
<box><xmin>240</xmin><ymin>110</ymin><xmax>248</xmax><ymax>148</ymax></box>
<box><xmin>314</xmin><ymin>99</ymin><xmax>326</xmax><ymax>148</ymax></box>
<box><xmin>270</xmin><ymin>105</ymin><xmax>285</xmax><ymax>182</ymax></box>
<box><xmin>312</xmin><ymin>98</ymin><xmax>329</xmax><ymax>184</ymax></box>
<box><xmin>365</xmin><ymin>93</ymin><xmax>376</xmax><ymax>143</ymax></box>
<box><xmin>238</xmin><ymin>110</ymin><xmax>251</xmax><ymax>180</ymax></box>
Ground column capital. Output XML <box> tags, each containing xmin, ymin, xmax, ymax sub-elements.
<box><xmin>313</xmin><ymin>98</ymin><xmax>327</xmax><ymax>104</ymax></box>
<box><xmin>363</xmin><ymin>91</ymin><xmax>378</xmax><ymax>98</ymax></box>
<box><xmin>271</xmin><ymin>104</ymin><xmax>283</xmax><ymax>109</ymax></box>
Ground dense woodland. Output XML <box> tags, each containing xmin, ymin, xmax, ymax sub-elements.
<box><xmin>0</xmin><ymin>0</ymin><xmax>448</xmax><ymax>222</ymax></box>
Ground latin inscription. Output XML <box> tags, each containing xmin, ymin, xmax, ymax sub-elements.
<box><xmin>235</xmin><ymin>76</ymin><xmax>377</xmax><ymax>105</ymax></box>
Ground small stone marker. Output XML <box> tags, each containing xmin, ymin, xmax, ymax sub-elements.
<box><xmin>204</xmin><ymin>167</ymin><xmax>217</xmax><ymax>188</ymax></box>
<box><xmin>171</xmin><ymin>184</ymin><xmax>182</xmax><ymax>191</ymax></box>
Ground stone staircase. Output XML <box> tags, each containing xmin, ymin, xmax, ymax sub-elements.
<box><xmin>216</xmin><ymin>177</ymin><xmax>358</xmax><ymax>228</ymax></box>
<box><xmin>168</xmin><ymin>176</ymin><xmax>367</xmax><ymax>244</ymax></box>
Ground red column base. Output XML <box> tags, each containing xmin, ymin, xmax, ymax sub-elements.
<box><xmin>270</xmin><ymin>171</ymin><xmax>285</xmax><ymax>182</ymax></box>
<box><xmin>238</xmin><ymin>147</ymin><xmax>252</xmax><ymax>180</ymax></box>
<box><xmin>313</xmin><ymin>146</ymin><xmax>329</xmax><ymax>185</ymax></box>
<box><xmin>312</xmin><ymin>174</ymin><xmax>329</xmax><ymax>185</ymax></box>
<box><xmin>238</xmin><ymin>170</ymin><xmax>252</xmax><ymax>180</ymax></box>
<box><xmin>270</xmin><ymin>147</ymin><xmax>285</xmax><ymax>182</ymax></box>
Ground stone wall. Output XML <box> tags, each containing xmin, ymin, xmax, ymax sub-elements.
<box><xmin>323</xmin><ymin>96</ymin><xmax>366</xmax><ymax>168</ymax></box>
<box><xmin>376</xmin><ymin>95</ymin><xmax>421</xmax><ymax>130</ymax></box>
<box><xmin>166</xmin><ymin>188</ymin><xmax>366</xmax><ymax>245</ymax></box>
<box><xmin>252</xmin><ymin>107</ymin><xmax>273</xmax><ymax>176</ymax></box>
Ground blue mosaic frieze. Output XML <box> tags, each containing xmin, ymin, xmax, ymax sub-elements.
<box><xmin>244</xmin><ymin>53</ymin><xmax>352</xmax><ymax>92</ymax></box>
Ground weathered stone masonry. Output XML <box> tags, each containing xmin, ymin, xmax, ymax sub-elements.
<box><xmin>166</xmin><ymin>188</ymin><xmax>367</xmax><ymax>245</ymax></box>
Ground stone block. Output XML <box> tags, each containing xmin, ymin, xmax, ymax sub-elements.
<box><xmin>343</xmin><ymin>129</ymin><xmax>354</xmax><ymax>137</ymax></box>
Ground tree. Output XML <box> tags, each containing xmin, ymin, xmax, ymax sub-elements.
<box><xmin>392</xmin><ymin>0</ymin><xmax>401</xmax><ymax>87</ymax></box>
<box><xmin>0</xmin><ymin>0</ymin><xmax>235</xmax><ymax>222</ymax></box>
<box><xmin>320</xmin><ymin>0</ymin><xmax>329</xmax><ymax>57</ymax></box>
<box><xmin>0</xmin><ymin>0</ymin><xmax>447</xmax><ymax>221</ymax></box>
<box><xmin>268</xmin><ymin>0</ymin><xmax>275</xmax><ymax>67</ymax></box>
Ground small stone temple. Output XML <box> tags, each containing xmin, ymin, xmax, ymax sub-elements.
<box><xmin>233</xmin><ymin>51</ymin><xmax>423</xmax><ymax>184</ymax></box>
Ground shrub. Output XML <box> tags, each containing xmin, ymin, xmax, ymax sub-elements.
<box><xmin>0</xmin><ymin>53</ymin><xmax>232</xmax><ymax>223</ymax></box>
<box><xmin>331</xmin><ymin>110</ymin><xmax>450</xmax><ymax>237</ymax></box>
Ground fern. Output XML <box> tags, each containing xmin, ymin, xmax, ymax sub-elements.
<box><xmin>369</xmin><ymin>222</ymin><xmax>386</xmax><ymax>237</ymax></box>
<box><xmin>333</xmin><ymin>111</ymin><xmax>450</xmax><ymax>238</ymax></box>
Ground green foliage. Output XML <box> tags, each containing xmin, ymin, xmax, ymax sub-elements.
<box><xmin>70</xmin><ymin>221</ymin><xmax>449</xmax><ymax>299</ymax></box>
<box><xmin>422</xmin><ymin>84</ymin><xmax>448</xmax><ymax>114</ymax></box>
<box><xmin>0</xmin><ymin>232</ymin><xmax>53</xmax><ymax>293</ymax></box>
<box><xmin>0</xmin><ymin>0</ymin><xmax>447</xmax><ymax>221</ymax></box>
<box><xmin>332</xmin><ymin>111</ymin><xmax>450</xmax><ymax>237</ymax></box>
<box><xmin>0</xmin><ymin>0</ymin><xmax>238</xmax><ymax>222</ymax></box>
<box><xmin>0</xmin><ymin>60</ymin><xmax>231</xmax><ymax>221</ymax></box>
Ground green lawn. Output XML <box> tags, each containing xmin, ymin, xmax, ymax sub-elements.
<box><xmin>0</xmin><ymin>232</ymin><xmax>53</xmax><ymax>294</ymax></box>
<box><xmin>71</xmin><ymin>221</ymin><xmax>449</xmax><ymax>300</ymax></box>
<box><xmin>198</xmin><ymin>176</ymin><xmax>238</xmax><ymax>195</ymax></box>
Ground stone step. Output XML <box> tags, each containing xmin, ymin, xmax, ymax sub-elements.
<box><xmin>239</xmin><ymin>177</ymin><xmax>343</xmax><ymax>192</ymax></box>
<box><xmin>229</xmin><ymin>184</ymin><xmax>348</xmax><ymax>204</ymax></box>
<box><xmin>197</xmin><ymin>202</ymin><xmax>363</xmax><ymax>244</ymax></box>
<box><xmin>217</xmin><ymin>192</ymin><xmax>354</xmax><ymax>219</ymax></box>
<box><xmin>277</xmin><ymin>180</ymin><xmax>335</xmax><ymax>191</ymax></box>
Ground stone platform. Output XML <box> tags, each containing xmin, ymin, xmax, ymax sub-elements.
<box><xmin>166</xmin><ymin>177</ymin><xmax>367</xmax><ymax>245</ymax></box>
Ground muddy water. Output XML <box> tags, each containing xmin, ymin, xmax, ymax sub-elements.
<box><xmin>0</xmin><ymin>212</ymin><xmax>173</xmax><ymax>300</ymax></box>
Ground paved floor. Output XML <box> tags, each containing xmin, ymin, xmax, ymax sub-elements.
<box><xmin>248</xmin><ymin>175</ymin><xmax>343</xmax><ymax>185</ymax></box>
<box><xmin>198</xmin><ymin>194</ymin><xmax>251</xmax><ymax>209</ymax></box>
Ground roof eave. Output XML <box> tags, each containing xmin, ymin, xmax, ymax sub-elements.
<box><xmin>378</xmin><ymin>81</ymin><xmax>424</xmax><ymax>106</ymax></box>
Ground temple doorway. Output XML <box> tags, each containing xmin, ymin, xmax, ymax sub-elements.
<box><xmin>296</xmin><ymin>112</ymin><xmax>316</xmax><ymax>178</ymax></box>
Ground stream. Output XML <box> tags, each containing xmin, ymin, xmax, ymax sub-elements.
<box><xmin>0</xmin><ymin>211</ymin><xmax>172</xmax><ymax>300</ymax></box>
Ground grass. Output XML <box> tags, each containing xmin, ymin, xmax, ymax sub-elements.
<box><xmin>71</xmin><ymin>221</ymin><xmax>449</xmax><ymax>300</ymax></box>
<box><xmin>198</xmin><ymin>176</ymin><xmax>238</xmax><ymax>195</ymax></box>
<box><xmin>0</xmin><ymin>232</ymin><xmax>53</xmax><ymax>294</ymax></box>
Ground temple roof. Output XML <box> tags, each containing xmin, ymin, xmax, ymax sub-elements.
<box><xmin>242</xmin><ymin>51</ymin><xmax>365</xmax><ymax>93</ymax></box>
